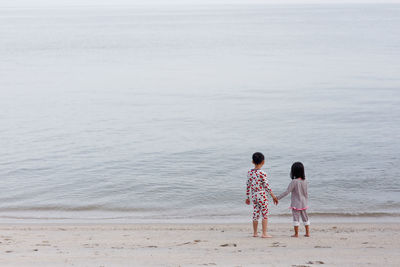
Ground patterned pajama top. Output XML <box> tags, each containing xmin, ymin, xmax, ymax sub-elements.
<box><xmin>246</xmin><ymin>168</ymin><xmax>273</xmax><ymax>220</ymax></box>
<box><xmin>277</xmin><ymin>178</ymin><xmax>308</xmax><ymax>210</ymax></box>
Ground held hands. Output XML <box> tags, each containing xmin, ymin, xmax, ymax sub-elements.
<box><xmin>245</xmin><ymin>198</ymin><xmax>250</xmax><ymax>205</ymax></box>
<box><xmin>270</xmin><ymin>192</ymin><xmax>279</xmax><ymax>205</ymax></box>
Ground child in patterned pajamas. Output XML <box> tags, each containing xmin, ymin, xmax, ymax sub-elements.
<box><xmin>245</xmin><ymin>152</ymin><xmax>278</xmax><ymax>238</ymax></box>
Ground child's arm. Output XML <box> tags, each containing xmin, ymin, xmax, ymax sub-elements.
<box><xmin>270</xmin><ymin>191</ymin><xmax>279</xmax><ymax>205</ymax></box>
<box><xmin>245</xmin><ymin>178</ymin><xmax>251</xmax><ymax>205</ymax></box>
<box><xmin>277</xmin><ymin>181</ymin><xmax>294</xmax><ymax>200</ymax></box>
<box><xmin>260</xmin><ymin>172</ymin><xmax>278</xmax><ymax>203</ymax></box>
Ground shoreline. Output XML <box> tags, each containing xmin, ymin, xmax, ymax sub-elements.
<box><xmin>0</xmin><ymin>213</ymin><xmax>399</xmax><ymax>224</ymax></box>
<box><xmin>0</xmin><ymin>223</ymin><xmax>399</xmax><ymax>266</ymax></box>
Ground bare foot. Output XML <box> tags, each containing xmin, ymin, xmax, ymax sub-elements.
<box><xmin>291</xmin><ymin>234</ymin><xmax>299</xmax><ymax>238</ymax></box>
<box><xmin>304</xmin><ymin>234</ymin><xmax>310</xmax><ymax>237</ymax></box>
<box><xmin>261</xmin><ymin>234</ymin><xmax>272</xmax><ymax>238</ymax></box>
<box><xmin>253</xmin><ymin>234</ymin><xmax>258</xmax><ymax>237</ymax></box>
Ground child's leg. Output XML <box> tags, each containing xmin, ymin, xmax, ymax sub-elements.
<box><xmin>252</xmin><ymin>201</ymin><xmax>260</xmax><ymax>237</ymax></box>
<box><xmin>293</xmin><ymin>225</ymin><xmax>299</xmax><ymax>237</ymax></box>
<box><xmin>252</xmin><ymin>220</ymin><xmax>258</xmax><ymax>237</ymax></box>
<box><xmin>261</xmin><ymin>218</ymin><xmax>271</xmax><ymax>238</ymax></box>
<box><xmin>305</xmin><ymin>225</ymin><xmax>310</xmax><ymax>237</ymax></box>
<box><xmin>292</xmin><ymin>210</ymin><xmax>300</xmax><ymax>237</ymax></box>
<box><xmin>260</xmin><ymin>197</ymin><xmax>271</xmax><ymax>238</ymax></box>
<box><xmin>300</xmin><ymin>210</ymin><xmax>310</xmax><ymax>237</ymax></box>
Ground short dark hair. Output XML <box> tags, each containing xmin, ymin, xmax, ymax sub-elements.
<box><xmin>290</xmin><ymin>162</ymin><xmax>305</xmax><ymax>180</ymax></box>
<box><xmin>252</xmin><ymin>152</ymin><xmax>265</xmax><ymax>165</ymax></box>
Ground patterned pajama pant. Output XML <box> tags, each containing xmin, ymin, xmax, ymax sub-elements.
<box><xmin>292</xmin><ymin>209</ymin><xmax>310</xmax><ymax>226</ymax></box>
<box><xmin>252</xmin><ymin>191</ymin><xmax>269</xmax><ymax>221</ymax></box>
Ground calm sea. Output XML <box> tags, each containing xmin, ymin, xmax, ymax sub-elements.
<box><xmin>0</xmin><ymin>3</ymin><xmax>399</xmax><ymax>222</ymax></box>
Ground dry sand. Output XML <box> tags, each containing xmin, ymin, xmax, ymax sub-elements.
<box><xmin>0</xmin><ymin>223</ymin><xmax>399</xmax><ymax>266</ymax></box>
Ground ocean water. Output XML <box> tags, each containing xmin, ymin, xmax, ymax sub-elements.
<box><xmin>0</xmin><ymin>3</ymin><xmax>399</xmax><ymax>222</ymax></box>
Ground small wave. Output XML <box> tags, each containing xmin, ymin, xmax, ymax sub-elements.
<box><xmin>0</xmin><ymin>206</ymin><xmax>399</xmax><ymax>218</ymax></box>
<box><xmin>275</xmin><ymin>212</ymin><xmax>400</xmax><ymax>218</ymax></box>
<box><xmin>0</xmin><ymin>206</ymin><xmax>154</xmax><ymax>212</ymax></box>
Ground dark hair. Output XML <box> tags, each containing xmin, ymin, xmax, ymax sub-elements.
<box><xmin>252</xmin><ymin>152</ymin><xmax>265</xmax><ymax>165</ymax></box>
<box><xmin>291</xmin><ymin>162</ymin><xmax>305</xmax><ymax>180</ymax></box>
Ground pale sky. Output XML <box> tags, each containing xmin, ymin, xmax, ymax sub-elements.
<box><xmin>1</xmin><ymin>0</ymin><xmax>400</xmax><ymax>8</ymax></box>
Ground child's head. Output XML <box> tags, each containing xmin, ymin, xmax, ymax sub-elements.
<box><xmin>290</xmin><ymin>162</ymin><xmax>305</xmax><ymax>180</ymax></box>
<box><xmin>252</xmin><ymin>152</ymin><xmax>265</xmax><ymax>166</ymax></box>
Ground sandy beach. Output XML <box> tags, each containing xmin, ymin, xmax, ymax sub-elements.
<box><xmin>0</xmin><ymin>222</ymin><xmax>398</xmax><ymax>266</ymax></box>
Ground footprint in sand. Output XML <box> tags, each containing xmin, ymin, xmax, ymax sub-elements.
<box><xmin>220</xmin><ymin>243</ymin><xmax>237</xmax><ymax>247</ymax></box>
<box><xmin>271</xmin><ymin>242</ymin><xmax>286</xmax><ymax>248</ymax></box>
<box><xmin>177</xmin><ymin>242</ymin><xmax>191</xmax><ymax>246</ymax></box>
<box><xmin>176</xmin><ymin>240</ymin><xmax>204</xmax><ymax>246</ymax></box>
<box><xmin>307</xmin><ymin>261</ymin><xmax>325</xmax><ymax>264</ymax></box>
